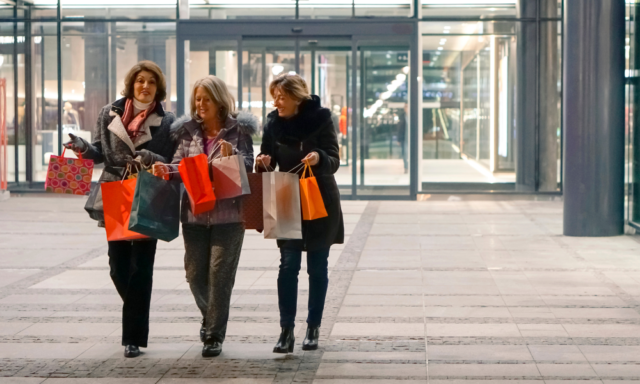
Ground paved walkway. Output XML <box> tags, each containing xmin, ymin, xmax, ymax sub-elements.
<box><xmin>1</xmin><ymin>195</ymin><xmax>640</xmax><ymax>383</ymax></box>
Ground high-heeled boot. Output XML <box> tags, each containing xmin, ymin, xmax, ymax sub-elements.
<box><xmin>302</xmin><ymin>326</ymin><xmax>320</xmax><ymax>350</ymax></box>
<box><xmin>273</xmin><ymin>326</ymin><xmax>295</xmax><ymax>353</ymax></box>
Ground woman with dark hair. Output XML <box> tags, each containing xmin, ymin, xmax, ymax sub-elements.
<box><xmin>256</xmin><ymin>73</ymin><xmax>344</xmax><ymax>354</ymax></box>
<box><xmin>63</xmin><ymin>60</ymin><xmax>176</xmax><ymax>358</ymax></box>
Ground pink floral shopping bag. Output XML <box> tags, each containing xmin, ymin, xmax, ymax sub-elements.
<box><xmin>45</xmin><ymin>148</ymin><xmax>94</xmax><ymax>195</ymax></box>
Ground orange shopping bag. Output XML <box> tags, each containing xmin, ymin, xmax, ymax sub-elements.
<box><xmin>179</xmin><ymin>153</ymin><xmax>216</xmax><ymax>215</ymax></box>
<box><xmin>101</xmin><ymin>178</ymin><xmax>149</xmax><ymax>241</ymax></box>
<box><xmin>299</xmin><ymin>164</ymin><xmax>328</xmax><ymax>221</ymax></box>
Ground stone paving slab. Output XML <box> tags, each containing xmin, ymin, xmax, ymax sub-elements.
<box><xmin>3</xmin><ymin>197</ymin><xmax>640</xmax><ymax>382</ymax></box>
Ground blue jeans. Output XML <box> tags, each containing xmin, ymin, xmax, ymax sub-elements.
<box><xmin>277</xmin><ymin>246</ymin><xmax>330</xmax><ymax>328</ymax></box>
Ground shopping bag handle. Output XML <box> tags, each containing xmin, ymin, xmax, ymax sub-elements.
<box><xmin>300</xmin><ymin>163</ymin><xmax>315</xmax><ymax>179</ymax></box>
<box><xmin>61</xmin><ymin>147</ymin><xmax>83</xmax><ymax>160</ymax></box>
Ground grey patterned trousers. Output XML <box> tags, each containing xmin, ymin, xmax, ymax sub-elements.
<box><xmin>182</xmin><ymin>223</ymin><xmax>245</xmax><ymax>343</ymax></box>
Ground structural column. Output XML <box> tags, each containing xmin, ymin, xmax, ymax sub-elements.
<box><xmin>563</xmin><ymin>0</ymin><xmax>625</xmax><ymax>236</ymax></box>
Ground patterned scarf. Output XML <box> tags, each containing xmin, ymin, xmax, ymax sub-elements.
<box><xmin>121</xmin><ymin>98</ymin><xmax>157</xmax><ymax>139</ymax></box>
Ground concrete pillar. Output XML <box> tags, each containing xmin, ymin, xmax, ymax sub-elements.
<box><xmin>563</xmin><ymin>0</ymin><xmax>625</xmax><ymax>236</ymax></box>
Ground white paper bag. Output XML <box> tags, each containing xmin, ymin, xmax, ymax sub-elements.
<box><xmin>262</xmin><ymin>172</ymin><xmax>302</xmax><ymax>240</ymax></box>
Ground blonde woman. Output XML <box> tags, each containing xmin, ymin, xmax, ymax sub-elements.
<box><xmin>256</xmin><ymin>74</ymin><xmax>344</xmax><ymax>353</ymax></box>
<box><xmin>155</xmin><ymin>75</ymin><xmax>257</xmax><ymax>357</ymax></box>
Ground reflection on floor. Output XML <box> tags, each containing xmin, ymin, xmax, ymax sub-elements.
<box><xmin>422</xmin><ymin>159</ymin><xmax>516</xmax><ymax>183</ymax></box>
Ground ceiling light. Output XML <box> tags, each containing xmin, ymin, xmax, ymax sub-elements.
<box><xmin>438</xmin><ymin>47</ymin><xmax>444</xmax><ymax>51</ymax></box>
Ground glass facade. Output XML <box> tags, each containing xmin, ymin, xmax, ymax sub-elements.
<box><xmin>627</xmin><ymin>1</ymin><xmax>639</xmax><ymax>228</ymax></box>
<box><xmin>0</xmin><ymin>0</ymin><xmax>563</xmax><ymax>200</ymax></box>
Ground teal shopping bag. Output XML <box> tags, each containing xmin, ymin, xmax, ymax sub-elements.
<box><xmin>129</xmin><ymin>171</ymin><xmax>180</xmax><ymax>242</ymax></box>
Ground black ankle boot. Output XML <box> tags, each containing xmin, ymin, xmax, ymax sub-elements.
<box><xmin>124</xmin><ymin>345</ymin><xmax>140</xmax><ymax>358</ymax></box>
<box><xmin>273</xmin><ymin>326</ymin><xmax>295</xmax><ymax>354</ymax></box>
<box><xmin>202</xmin><ymin>341</ymin><xmax>222</xmax><ymax>357</ymax></box>
<box><xmin>302</xmin><ymin>326</ymin><xmax>320</xmax><ymax>351</ymax></box>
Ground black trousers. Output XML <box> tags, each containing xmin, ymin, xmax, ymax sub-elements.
<box><xmin>278</xmin><ymin>245</ymin><xmax>330</xmax><ymax>328</ymax></box>
<box><xmin>108</xmin><ymin>239</ymin><xmax>157</xmax><ymax>347</ymax></box>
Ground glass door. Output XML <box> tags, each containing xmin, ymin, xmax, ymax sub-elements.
<box><xmin>180</xmin><ymin>32</ymin><xmax>416</xmax><ymax>199</ymax></box>
<box><xmin>242</xmin><ymin>37</ymin><xmax>354</xmax><ymax>195</ymax></box>
<box><xmin>356</xmin><ymin>44</ymin><xmax>411</xmax><ymax>197</ymax></box>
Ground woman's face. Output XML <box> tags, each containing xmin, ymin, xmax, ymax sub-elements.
<box><xmin>133</xmin><ymin>70</ymin><xmax>157</xmax><ymax>104</ymax></box>
<box><xmin>273</xmin><ymin>88</ymin><xmax>299</xmax><ymax>118</ymax></box>
<box><xmin>195</xmin><ymin>86</ymin><xmax>219</xmax><ymax>123</ymax></box>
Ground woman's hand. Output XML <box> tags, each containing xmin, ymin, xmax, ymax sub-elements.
<box><xmin>256</xmin><ymin>154</ymin><xmax>272</xmax><ymax>170</ymax></box>
<box><xmin>63</xmin><ymin>133</ymin><xmax>87</xmax><ymax>155</ymax></box>
<box><xmin>219</xmin><ymin>140</ymin><xmax>233</xmax><ymax>157</ymax></box>
<box><xmin>153</xmin><ymin>162</ymin><xmax>169</xmax><ymax>179</ymax></box>
<box><xmin>301</xmin><ymin>151</ymin><xmax>319</xmax><ymax>166</ymax></box>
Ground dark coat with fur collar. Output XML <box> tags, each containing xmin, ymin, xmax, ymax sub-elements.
<box><xmin>258</xmin><ymin>95</ymin><xmax>344</xmax><ymax>251</ymax></box>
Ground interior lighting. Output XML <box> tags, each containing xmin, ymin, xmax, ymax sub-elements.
<box><xmin>0</xmin><ymin>56</ymin><xmax>4</xmax><ymax>67</ymax></box>
<box><xmin>288</xmin><ymin>71</ymin><xmax>296</xmax><ymax>75</ymax></box>
<box><xmin>34</xmin><ymin>36</ymin><xmax>42</xmax><ymax>44</ymax></box>
<box><xmin>402</xmin><ymin>66</ymin><xmax>409</xmax><ymax>74</ymax></box>
<box><xmin>271</xmin><ymin>65</ymin><xmax>284</xmax><ymax>75</ymax></box>
<box><xmin>438</xmin><ymin>47</ymin><xmax>444</xmax><ymax>51</ymax></box>
<box><xmin>396</xmin><ymin>74</ymin><xmax>406</xmax><ymax>81</ymax></box>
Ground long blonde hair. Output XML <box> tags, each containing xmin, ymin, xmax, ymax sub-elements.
<box><xmin>190</xmin><ymin>75</ymin><xmax>236</xmax><ymax>122</ymax></box>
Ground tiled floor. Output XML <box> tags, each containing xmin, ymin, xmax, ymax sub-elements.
<box><xmin>2</xmin><ymin>195</ymin><xmax>640</xmax><ymax>383</ymax></box>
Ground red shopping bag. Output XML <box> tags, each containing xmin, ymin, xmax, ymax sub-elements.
<box><xmin>299</xmin><ymin>164</ymin><xmax>328</xmax><ymax>221</ymax></box>
<box><xmin>101</xmin><ymin>178</ymin><xmax>148</xmax><ymax>241</ymax></box>
<box><xmin>45</xmin><ymin>148</ymin><xmax>94</xmax><ymax>195</ymax></box>
<box><xmin>179</xmin><ymin>153</ymin><xmax>216</xmax><ymax>215</ymax></box>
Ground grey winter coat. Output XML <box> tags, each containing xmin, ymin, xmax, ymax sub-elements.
<box><xmin>82</xmin><ymin>97</ymin><xmax>176</xmax><ymax>182</ymax></box>
<box><xmin>169</xmin><ymin>112</ymin><xmax>258</xmax><ymax>226</ymax></box>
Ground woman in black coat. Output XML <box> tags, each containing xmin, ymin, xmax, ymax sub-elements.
<box><xmin>256</xmin><ymin>74</ymin><xmax>344</xmax><ymax>353</ymax></box>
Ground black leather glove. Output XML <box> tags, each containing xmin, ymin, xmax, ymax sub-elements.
<box><xmin>63</xmin><ymin>133</ymin><xmax>88</xmax><ymax>154</ymax></box>
<box><xmin>135</xmin><ymin>149</ymin><xmax>158</xmax><ymax>167</ymax></box>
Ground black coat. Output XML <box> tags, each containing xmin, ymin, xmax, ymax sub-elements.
<box><xmin>258</xmin><ymin>95</ymin><xmax>344</xmax><ymax>251</ymax></box>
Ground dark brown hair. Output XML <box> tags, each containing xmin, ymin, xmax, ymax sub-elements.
<box><xmin>121</xmin><ymin>60</ymin><xmax>167</xmax><ymax>102</ymax></box>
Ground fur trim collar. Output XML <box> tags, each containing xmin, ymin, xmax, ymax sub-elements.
<box><xmin>170</xmin><ymin>111</ymin><xmax>259</xmax><ymax>141</ymax></box>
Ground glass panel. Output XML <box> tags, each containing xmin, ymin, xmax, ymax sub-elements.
<box><xmin>355</xmin><ymin>0</ymin><xmax>411</xmax><ymax>17</ymax></box>
<box><xmin>628</xmin><ymin>2</ymin><xmax>640</xmax><ymax>223</ymax></box>
<box><xmin>538</xmin><ymin>20</ymin><xmax>561</xmax><ymax>192</ymax></box>
<box><xmin>422</xmin><ymin>0</ymin><xmax>516</xmax><ymax>18</ymax></box>
<box><xmin>61</xmin><ymin>0</ymin><xmax>177</xmax><ymax>20</ymax></box>
<box><xmin>299</xmin><ymin>1</ymin><xmax>353</xmax><ymax>19</ymax></box>
<box><xmin>31</xmin><ymin>22</ymin><xmax>59</xmax><ymax>183</ymax></box>
<box><xmin>189</xmin><ymin>1</ymin><xmax>295</xmax><ymax>19</ymax></box>
<box><xmin>299</xmin><ymin>39</ymin><xmax>352</xmax><ymax>191</ymax></box>
<box><xmin>0</xmin><ymin>6</ymin><xmax>15</xmax><ymax>19</ymax></box>
<box><xmin>422</xmin><ymin>21</ymin><xmax>517</xmax><ymax>187</ymax></box>
<box><xmin>16</xmin><ymin>23</ymin><xmax>25</xmax><ymax>183</ymax></box>
<box><xmin>357</xmin><ymin>44</ymin><xmax>410</xmax><ymax>196</ymax></box>
<box><xmin>30</xmin><ymin>1</ymin><xmax>58</xmax><ymax>19</ymax></box>
<box><xmin>62</xmin><ymin>21</ymin><xmax>176</xmax><ymax>181</ymax></box>
<box><xmin>186</xmin><ymin>39</ymin><xmax>238</xmax><ymax>112</ymax></box>
<box><xmin>241</xmin><ymin>39</ymin><xmax>294</xmax><ymax>168</ymax></box>
<box><xmin>1</xmin><ymin>23</ymin><xmax>17</xmax><ymax>184</ymax></box>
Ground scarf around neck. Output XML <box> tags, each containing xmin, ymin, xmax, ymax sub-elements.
<box><xmin>121</xmin><ymin>98</ymin><xmax>156</xmax><ymax>138</ymax></box>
